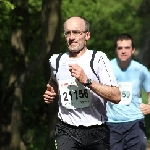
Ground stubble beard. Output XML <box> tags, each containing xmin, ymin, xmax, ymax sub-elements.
<box><xmin>68</xmin><ymin>44</ymin><xmax>84</xmax><ymax>53</ymax></box>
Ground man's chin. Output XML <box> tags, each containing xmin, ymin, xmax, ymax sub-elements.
<box><xmin>69</xmin><ymin>49</ymin><xmax>80</xmax><ymax>53</ymax></box>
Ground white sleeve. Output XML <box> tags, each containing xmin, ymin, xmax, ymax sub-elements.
<box><xmin>96</xmin><ymin>52</ymin><xmax>118</xmax><ymax>87</ymax></box>
<box><xmin>49</xmin><ymin>54</ymin><xmax>59</xmax><ymax>81</ymax></box>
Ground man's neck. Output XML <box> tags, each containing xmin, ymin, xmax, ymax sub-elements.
<box><xmin>69</xmin><ymin>48</ymin><xmax>87</xmax><ymax>58</ymax></box>
<box><xmin>117</xmin><ymin>59</ymin><xmax>131</xmax><ymax>70</ymax></box>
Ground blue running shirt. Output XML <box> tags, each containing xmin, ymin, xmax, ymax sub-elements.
<box><xmin>107</xmin><ymin>58</ymin><xmax>150</xmax><ymax>123</ymax></box>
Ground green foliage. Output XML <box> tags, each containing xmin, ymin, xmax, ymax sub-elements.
<box><xmin>1</xmin><ymin>0</ymin><xmax>150</xmax><ymax>149</ymax></box>
<box><xmin>61</xmin><ymin>0</ymin><xmax>143</xmax><ymax>59</ymax></box>
<box><xmin>22</xmin><ymin>68</ymin><xmax>48</xmax><ymax>149</ymax></box>
<box><xmin>0</xmin><ymin>0</ymin><xmax>15</xmax><ymax>9</ymax></box>
<box><xmin>29</xmin><ymin>0</ymin><xmax>42</xmax><ymax>13</ymax></box>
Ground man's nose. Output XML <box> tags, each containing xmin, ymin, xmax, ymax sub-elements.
<box><xmin>121</xmin><ymin>48</ymin><xmax>126</xmax><ymax>53</ymax></box>
<box><xmin>69</xmin><ymin>32</ymin><xmax>75</xmax><ymax>39</ymax></box>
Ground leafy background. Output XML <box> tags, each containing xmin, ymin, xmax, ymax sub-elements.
<box><xmin>0</xmin><ymin>0</ymin><xmax>150</xmax><ymax>149</ymax></box>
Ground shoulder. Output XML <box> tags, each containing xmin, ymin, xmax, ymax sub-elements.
<box><xmin>109</xmin><ymin>58</ymin><xmax>119</xmax><ymax>71</ymax></box>
<box><xmin>94</xmin><ymin>50</ymin><xmax>108</xmax><ymax>57</ymax></box>
<box><xmin>49</xmin><ymin>52</ymin><xmax>68</xmax><ymax>63</ymax></box>
<box><xmin>110</xmin><ymin>58</ymin><xmax>117</xmax><ymax>63</ymax></box>
<box><xmin>49</xmin><ymin>54</ymin><xmax>59</xmax><ymax>63</ymax></box>
<box><xmin>132</xmin><ymin>60</ymin><xmax>148</xmax><ymax>70</ymax></box>
<box><xmin>87</xmin><ymin>49</ymin><xmax>107</xmax><ymax>55</ymax></box>
<box><xmin>87</xmin><ymin>50</ymin><xmax>109</xmax><ymax>61</ymax></box>
<box><xmin>131</xmin><ymin>60</ymin><xmax>150</xmax><ymax>74</ymax></box>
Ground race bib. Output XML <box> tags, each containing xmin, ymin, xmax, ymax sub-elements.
<box><xmin>118</xmin><ymin>82</ymin><xmax>132</xmax><ymax>105</ymax></box>
<box><xmin>59</xmin><ymin>79</ymin><xmax>92</xmax><ymax>109</ymax></box>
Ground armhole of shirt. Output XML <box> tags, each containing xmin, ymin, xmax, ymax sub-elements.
<box><xmin>90</xmin><ymin>50</ymin><xmax>100</xmax><ymax>82</ymax></box>
<box><xmin>56</xmin><ymin>53</ymin><xmax>64</xmax><ymax>73</ymax></box>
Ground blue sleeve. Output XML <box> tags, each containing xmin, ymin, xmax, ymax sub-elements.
<box><xmin>142</xmin><ymin>66</ymin><xmax>150</xmax><ymax>92</ymax></box>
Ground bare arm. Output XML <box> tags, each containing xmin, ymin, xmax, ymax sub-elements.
<box><xmin>88</xmin><ymin>80</ymin><xmax>121</xmax><ymax>104</ymax></box>
<box><xmin>69</xmin><ymin>64</ymin><xmax>121</xmax><ymax>104</ymax></box>
<box><xmin>48</xmin><ymin>78</ymin><xmax>58</xmax><ymax>94</ymax></box>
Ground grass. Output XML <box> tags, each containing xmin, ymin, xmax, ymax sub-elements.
<box><xmin>142</xmin><ymin>90</ymin><xmax>150</xmax><ymax>147</ymax></box>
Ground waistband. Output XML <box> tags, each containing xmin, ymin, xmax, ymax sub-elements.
<box><xmin>58</xmin><ymin>119</ymin><xmax>106</xmax><ymax>129</ymax></box>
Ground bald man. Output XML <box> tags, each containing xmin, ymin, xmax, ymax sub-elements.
<box><xmin>43</xmin><ymin>16</ymin><xmax>121</xmax><ymax>150</ymax></box>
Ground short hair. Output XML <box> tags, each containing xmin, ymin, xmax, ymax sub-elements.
<box><xmin>64</xmin><ymin>16</ymin><xmax>90</xmax><ymax>32</ymax></box>
<box><xmin>114</xmin><ymin>33</ymin><xmax>135</xmax><ymax>49</ymax></box>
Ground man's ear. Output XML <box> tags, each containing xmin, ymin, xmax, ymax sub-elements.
<box><xmin>85</xmin><ymin>32</ymin><xmax>90</xmax><ymax>40</ymax></box>
<box><xmin>132</xmin><ymin>48</ymin><xmax>135</xmax><ymax>54</ymax></box>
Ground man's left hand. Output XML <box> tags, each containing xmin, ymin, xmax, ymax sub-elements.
<box><xmin>140</xmin><ymin>103</ymin><xmax>150</xmax><ymax>115</ymax></box>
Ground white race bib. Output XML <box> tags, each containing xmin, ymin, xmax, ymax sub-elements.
<box><xmin>118</xmin><ymin>82</ymin><xmax>132</xmax><ymax>105</ymax></box>
<box><xmin>59</xmin><ymin>79</ymin><xmax>92</xmax><ymax>109</ymax></box>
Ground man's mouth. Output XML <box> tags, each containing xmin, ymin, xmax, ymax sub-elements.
<box><xmin>70</xmin><ymin>42</ymin><xmax>77</xmax><ymax>47</ymax></box>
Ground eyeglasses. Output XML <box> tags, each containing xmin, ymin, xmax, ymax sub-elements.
<box><xmin>64</xmin><ymin>30</ymin><xmax>87</xmax><ymax>37</ymax></box>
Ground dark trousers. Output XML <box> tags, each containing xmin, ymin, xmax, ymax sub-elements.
<box><xmin>55</xmin><ymin>119</ymin><xmax>110</xmax><ymax>150</ymax></box>
<box><xmin>107</xmin><ymin>119</ymin><xmax>147</xmax><ymax>150</ymax></box>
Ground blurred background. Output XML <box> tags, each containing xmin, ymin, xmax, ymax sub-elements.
<box><xmin>0</xmin><ymin>0</ymin><xmax>150</xmax><ymax>149</ymax></box>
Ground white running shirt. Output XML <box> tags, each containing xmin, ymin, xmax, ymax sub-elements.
<box><xmin>49</xmin><ymin>50</ymin><xmax>118</xmax><ymax>126</ymax></box>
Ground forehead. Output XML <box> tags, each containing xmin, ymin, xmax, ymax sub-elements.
<box><xmin>64</xmin><ymin>17</ymin><xmax>85</xmax><ymax>31</ymax></box>
<box><xmin>117</xmin><ymin>40</ymin><xmax>132</xmax><ymax>47</ymax></box>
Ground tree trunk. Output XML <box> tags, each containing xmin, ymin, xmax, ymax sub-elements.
<box><xmin>9</xmin><ymin>3</ymin><xmax>29</xmax><ymax>148</ymax></box>
<box><xmin>0</xmin><ymin>0</ymin><xmax>61</xmax><ymax>149</ymax></box>
<box><xmin>138</xmin><ymin>1</ymin><xmax>150</xmax><ymax>68</ymax></box>
<box><xmin>9</xmin><ymin>1</ymin><xmax>30</xmax><ymax>149</ymax></box>
<box><xmin>41</xmin><ymin>0</ymin><xmax>61</xmax><ymax>149</ymax></box>
<box><xmin>138</xmin><ymin>30</ymin><xmax>150</xmax><ymax>68</ymax></box>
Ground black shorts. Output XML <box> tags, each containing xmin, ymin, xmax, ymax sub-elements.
<box><xmin>107</xmin><ymin>119</ymin><xmax>147</xmax><ymax>150</ymax></box>
<box><xmin>55</xmin><ymin>119</ymin><xmax>110</xmax><ymax>150</ymax></box>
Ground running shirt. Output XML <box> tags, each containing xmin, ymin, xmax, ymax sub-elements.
<box><xmin>49</xmin><ymin>49</ymin><xmax>118</xmax><ymax>126</ymax></box>
<box><xmin>107</xmin><ymin>58</ymin><xmax>150</xmax><ymax>123</ymax></box>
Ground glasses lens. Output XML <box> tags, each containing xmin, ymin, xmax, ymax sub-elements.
<box><xmin>64</xmin><ymin>30</ymin><xmax>86</xmax><ymax>37</ymax></box>
<box><xmin>72</xmin><ymin>30</ymin><xmax>80</xmax><ymax>36</ymax></box>
<box><xmin>64</xmin><ymin>31</ymin><xmax>71</xmax><ymax>37</ymax></box>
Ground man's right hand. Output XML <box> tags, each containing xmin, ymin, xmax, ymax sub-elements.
<box><xmin>43</xmin><ymin>84</ymin><xmax>57</xmax><ymax>104</ymax></box>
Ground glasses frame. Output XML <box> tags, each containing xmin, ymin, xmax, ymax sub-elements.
<box><xmin>64</xmin><ymin>30</ymin><xmax>88</xmax><ymax>37</ymax></box>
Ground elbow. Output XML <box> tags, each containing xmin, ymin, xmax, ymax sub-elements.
<box><xmin>111</xmin><ymin>90</ymin><xmax>121</xmax><ymax>104</ymax></box>
<box><xmin>113</xmin><ymin>98</ymin><xmax>121</xmax><ymax>104</ymax></box>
